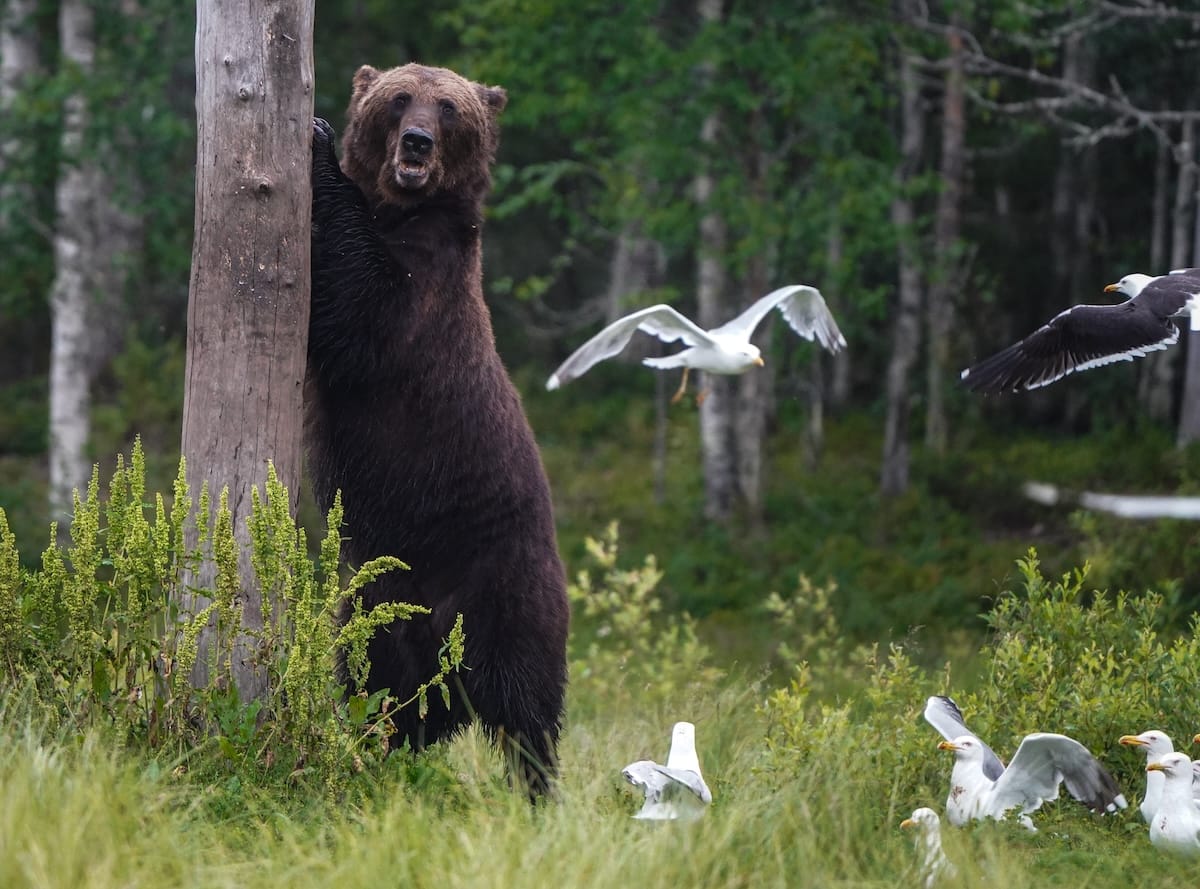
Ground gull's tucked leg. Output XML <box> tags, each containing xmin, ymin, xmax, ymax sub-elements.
<box><xmin>670</xmin><ymin>367</ymin><xmax>691</xmax><ymax>405</ymax></box>
<box><xmin>695</xmin><ymin>387</ymin><xmax>711</xmax><ymax>407</ymax></box>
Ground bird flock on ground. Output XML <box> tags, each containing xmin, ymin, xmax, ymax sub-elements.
<box><xmin>622</xmin><ymin>698</ymin><xmax>1200</xmax><ymax>886</ymax></box>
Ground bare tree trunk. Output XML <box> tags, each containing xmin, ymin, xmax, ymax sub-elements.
<box><xmin>924</xmin><ymin>22</ymin><xmax>965</xmax><ymax>455</ymax></box>
<box><xmin>48</xmin><ymin>0</ymin><xmax>139</xmax><ymax>521</ymax></box>
<box><xmin>734</xmin><ymin>253</ymin><xmax>771</xmax><ymax>516</ymax></box>
<box><xmin>181</xmin><ymin>0</ymin><xmax>314</xmax><ymax>702</ymax></box>
<box><xmin>1138</xmin><ymin>133</ymin><xmax>1171</xmax><ymax>408</ymax></box>
<box><xmin>0</xmin><ymin>0</ymin><xmax>38</xmax><ymax>228</ymax></box>
<box><xmin>694</xmin><ymin>0</ymin><xmax>735</xmax><ymax>523</ymax></box>
<box><xmin>826</xmin><ymin>221</ymin><xmax>851</xmax><ymax>409</ymax></box>
<box><xmin>1177</xmin><ymin>124</ymin><xmax>1200</xmax><ymax>445</ymax></box>
<box><xmin>1148</xmin><ymin>122</ymin><xmax>1195</xmax><ymax>423</ymax></box>
<box><xmin>880</xmin><ymin>39</ymin><xmax>925</xmax><ymax>497</ymax></box>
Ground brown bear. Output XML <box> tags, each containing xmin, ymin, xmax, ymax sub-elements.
<box><xmin>307</xmin><ymin>63</ymin><xmax>568</xmax><ymax>797</ymax></box>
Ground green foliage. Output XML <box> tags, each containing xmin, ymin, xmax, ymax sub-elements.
<box><xmin>761</xmin><ymin>548</ymin><xmax>1200</xmax><ymax>826</ymax></box>
<box><xmin>567</xmin><ymin>522</ymin><xmax>721</xmax><ymax>713</ymax></box>
<box><xmin>0</xmin><ymin>440</ymin><xmax>464</xmax><ymax>789</ymax></box>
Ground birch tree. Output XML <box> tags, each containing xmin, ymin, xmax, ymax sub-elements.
<box><xmin>48</xmin><ymin>0</ymin><xmax>139</xmax><ymax>521</ymax></box>
<box><xmin>181</xmin><ymin>0</ymin><xmax>314</xmax><ymax>702</ymax></box>
<box><xmin>880</xmin><ymin>27</ymin><xmax>925</xmax><ymax>497</ymax></box>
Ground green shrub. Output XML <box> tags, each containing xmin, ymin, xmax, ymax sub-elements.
<box><xmin>0</xmin><ymin>439</ymin><xmax>465</xmax><ymax>789</ymax></box>
<box><xmin>566</xmin><ymin>521</ymin><xmax>721</xmax><ymax>715</ymax></box>
<box><xmin>760</xmin><ymin>549</ymin><xmax>1200</xmax><ymax>824</ymax></box>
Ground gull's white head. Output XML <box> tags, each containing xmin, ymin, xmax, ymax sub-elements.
<box><xmin>1104</xmin><ymin>273</ymin><xmax>1155</xmax><ymax>297</ymax></box>
<box><xmin>738</xmin><ymin>343</ymin><xmax>764</xmax><ymax>368</ymax></box>
<box><xmin>901</xmin><ymin>807</ymin><xmax>941</xmax><ymax>833</ymax></box>
<box><xmin>1120</xmin><ymin>730</ymin><xmax>1174</xmax><ymax>759</ymax></box>
<box><xmin>937</xmin><ymin>735</ymin><xmax>984</xmax><ymax>763</ymax></box>
<box><xmin>1147</xmin><ymin>751</ymin><xmax>1193</xmax><ymax>780</ymax></box>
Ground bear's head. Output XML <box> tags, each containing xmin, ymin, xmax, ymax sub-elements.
<box><xmin>341</xmin><ymin>63</ymin><xmax>507</xmax><ymax>208</ymax></box>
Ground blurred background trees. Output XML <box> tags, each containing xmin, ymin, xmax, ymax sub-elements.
<box><xmin>4</xmin><ymin>0</ymin><xmax>1200</xmax><ymax>645</ymax></box>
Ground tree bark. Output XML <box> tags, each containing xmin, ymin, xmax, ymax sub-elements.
<box><xmin>1177</xmin><ymin>122</ymin><xmax>1200</xmax><ymax>445</ymax></box>
<box><xmin>48</xmin><ymin>0</ymin><xmax>139</xmax><ymax>521</ymax></box>
<box><xmin>1138</xmin><ymin>132</ymin><xmax>1171</xmax><ymax>409</ymax></box>
<box><xmin>826</xmin><ymin>221</ymin><xmax>851</xmax><ymax>409</ymax></box>
<box><xmin>924</xmin><ymin>24</ymin><xmax>965</xmax><ymax>455</ymax></box>
<box><xmin>880</xmin><ymin>38</ymin><xmax>925</xmax><ymax>497</ymax></box>
<box><xmin>181</xmin><ymin>0</ymin><xmax>314</xmax><ymax>702</ymax></box>
<box><xmin>694</xmin><ymin>0</ymin><xmax>735</xmax><ymax>523</ymax></box>
<box><xmin>1148</xmin><ymin>121</ymin><xmax>1195</xmax><ymax>424</ymax></box>
<box><xmin>0</xmin><ymin>0</ymin><xmax>38</xmax><ymax>229</ymax></box>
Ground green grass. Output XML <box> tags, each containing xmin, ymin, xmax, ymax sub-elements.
<box><xmin>3</xmin><ymin>674</ymin><xmax>1200</xmax><ymax>889</ymax></box>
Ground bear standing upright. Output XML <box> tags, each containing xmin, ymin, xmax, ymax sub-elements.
<box><xmin>307</xmin><ymin>63</ymin><xmax>568</xmax><ymax>796</ymax></box>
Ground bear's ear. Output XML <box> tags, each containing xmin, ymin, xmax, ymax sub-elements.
<box><xmin>352</xmin><ymin>65</ymin><xmax>381</xmax><ymax>99</ymax></box>
<box><xmin>476</xmin><ymin>84</ymin><xmax>507</xmax><ymax>116</ymax></box>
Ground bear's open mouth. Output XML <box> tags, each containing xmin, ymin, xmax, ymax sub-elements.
<box><xmin>395</xmin><ymin>160</ymin><xmax>429</xmax><ymax>189</ymax></box>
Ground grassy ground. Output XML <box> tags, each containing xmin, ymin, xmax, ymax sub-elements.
<box><xmin>3</xmin><ymin>673</ymin><xmax>1200</xmax><ymax>889</ymax></box>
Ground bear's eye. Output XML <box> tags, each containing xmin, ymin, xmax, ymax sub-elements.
<box><xmin>390</xmin><ymin>93</ymin><xmax>410</xmax><ymax>115</ymax></box>
<box><xmin>439</xmin><ymin>100</ymin><xmax>457</xmax><ymax>118</ymax></box>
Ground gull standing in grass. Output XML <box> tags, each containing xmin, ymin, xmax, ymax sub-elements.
<box><xmin>900</xmin><ymin>807</ymin><xmax>956</xmax><ymax>888</ymax></box>
<box><xmin>546</xmin><ymin>285</ymin><xmax>846</xmax><ymax>403</ymax></box>
<box><xmin>925</xmin><ymin>695</ymin><xmax>1126</xmax><ymax>829</ymax></box>
<box><xmin>1119</xmin><ymin>730</ymin><xmax>1200</xmax><ymax>823</ymax></box>
<box><xmin>621</xmin><ymin>721</ymin><xmax>712</xmax><ymax>821</ymax></box>
<box><xmin>1146</xmin><ymin>753</ymin><xmax>1200</xmax><ymax>856</ymax></box>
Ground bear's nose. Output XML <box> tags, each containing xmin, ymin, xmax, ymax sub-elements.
<box><xmin>401</xmin><ymin>128</ymin><xmax>434</xmax><ymax>157</ymax></box>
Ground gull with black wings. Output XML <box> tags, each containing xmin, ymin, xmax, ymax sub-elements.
<box><xmin>961</xmin><ymin>269</ymin><xmax>1200</xmax><ymax>393</ymax></box>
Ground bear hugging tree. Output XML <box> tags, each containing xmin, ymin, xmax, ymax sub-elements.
<box><xmin>307</xmin><ymin>62</ymin><xmax>569</xmax><ymax>798</ymax></box>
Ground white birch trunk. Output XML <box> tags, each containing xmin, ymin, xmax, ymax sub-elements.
<box><xmin>880</xmin><ymin>42</ymin><xmax>925</xmax><ymax>497</ymax></box>
<box><xmin>0</xmin><ymin>0</ymin><xmax>39</xmax><ymax>226</ymax></box>
<box><xmin>47</xmin><ymin>0</ymin><xmax>139</xmax><ymax>521</ymax></box>
<box><xmin>924</xmin><ymin>24</ymin><xmax>965</xmax><ymax>455</ymax></box>
<box><xmin>694</xmin><ymin>0</ymin><xmax>735</xmax><ymax>522</ymax></box>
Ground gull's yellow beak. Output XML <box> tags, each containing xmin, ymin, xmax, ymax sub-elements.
<box><xmin>1147</xmin><ymin>762</ymin><xmax>1167</xmax><ymax>773</ymax></box>
<box><xmin>1193</xmin><ymin>733</ymin><xmax>1200</xmax><ymax>745</ymax></box>
<box><xmin>1104</xmin><ymin>283</ymin><xmax>1121</xmax><ymax>293</ymax></box>
<box><xmin>1119</xmin><ymin>735</ymin><xmax>1147</xmax><ymax>747</ymax></box>
<box><xmin>900</xmin><ymin>818</ymin><xmax>916</xmax><ymax>830</ymax></box>
<box><xmin>937</xmin><ymin>740</ymin><xmax>958</xmax><ymax>752</ymax></box>
<box><xmin>753</xmin><ymin>356</ymin><xmax>765</xmax><ymax>367</ymax></box>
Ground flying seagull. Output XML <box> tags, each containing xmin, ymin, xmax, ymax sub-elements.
<box><xmin>621</xmin><ymin>721</ymin><xmax>713</xmax><ymax>821</ymax></box>
<box><xmin>1120</xmin><ymin>730</ymin><xmax>1200</xmax><ymax>823</ymax></box>
<box><xmin>960</xmin><ymin>268</ymin><xmax>1200</xmax><ymax>393</ymax></box>
<box><xmin>546</xmin><ymin>285</ymin><xmax>846</xmax><ymax>403</ymax></box>
<box><xmin>925</xmin><ymin>696</ymin><xmax>1126</xmax><ymax>829</ymax></box>
<box><xmin>900</xmin><ymin>807</ymin><xmax>957</xmax><ymax>889</ymax></box>
<box><xmin>1146</xmin><ymin>753</ymin><xmax>1200</xmax><ymax>856</ymax></box>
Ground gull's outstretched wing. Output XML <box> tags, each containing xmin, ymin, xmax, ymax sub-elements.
<box><xmin>923</xmin><ymin>696</ymin><xmax>1005</xmax><ymax>781</ymax></box>
<box><xmin>546</xmin><ymin>305</ymin><xmax>713</xmax><ymax>390</ymax></box>
<box><xmin>991</xmin><ymin>732</ymin><xmax>1126</xmax><ymax>819</ymax></box>
<box><xmin>959</xmin><ymin>301</ymin><xmax>1180</xmax><ymax>394</ymax></box>
<box><xmin>710</xmin><ymin>285</ymin><xmax>847</xmax><ymax>353</ymax></box>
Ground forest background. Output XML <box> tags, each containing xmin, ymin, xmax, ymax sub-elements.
<box><xmin>7</xmin><ymin>0</ymin><xmax>1200</xmax><ymax>674</ymax></box>
<box><xmin>5</xmin><ymin>2</ymin><xmax>1200</xmax><ymax>886</ymax></box>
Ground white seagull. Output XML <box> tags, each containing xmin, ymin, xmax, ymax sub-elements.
<box><xmin>1119</xmin><ymin>730</ymin><xmax>1200</xmax><ymax>823</ymax></box>
<box><xmin>900</xmin><ymin>807</ymin><xmax>956</xmax><ymax>888</ymax></box>
<box><xmin>621</xmin><ymin>721</ymin><xmax>713</xmax><ymax>821</ymax></box>
<box><xmin>925</xmin><ymin>696</ymin><xmax>1126</xmax><ymax>829</ymax></box>
<box><xmin>546</xmin><ymin>285</ymin><xmax>846</xmax><ymax>403</ymax></box>
<box><xmin>960</xmin><ymin>268</ymin><xmax>1200</xmax><ymax>393</ymax></box>
<box><xmin>1146</xmin><ymin>753</ymin><xmax>1200</xmax><ymax>856</ymax></box>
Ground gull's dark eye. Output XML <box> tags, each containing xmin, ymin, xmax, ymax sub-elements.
<box><xmin>439</xmin><ymin>100</ymin><xmax>457</xmax><ymax>118</ymax></box>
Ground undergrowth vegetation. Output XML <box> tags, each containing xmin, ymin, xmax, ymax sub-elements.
<box><xmin>5</xmin><ymin>442</ymin><xmax>1200</xmax><ymax>885</ymax></box>
<box><xmin>0</xmin><ymin>440</ymin><xmax>464</xmax><ymax>792</ymax></box>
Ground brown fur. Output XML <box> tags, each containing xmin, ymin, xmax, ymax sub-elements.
<box><xmin>307</xmin><ymin>64</ymin><xmax>568</xmax><ymax>797</ymax></box>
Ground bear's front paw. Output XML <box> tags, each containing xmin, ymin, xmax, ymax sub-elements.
<box><xmin>312</xmin><ymin>117</ymin><xmax>336</xmax><ymax>160</ymax></box>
